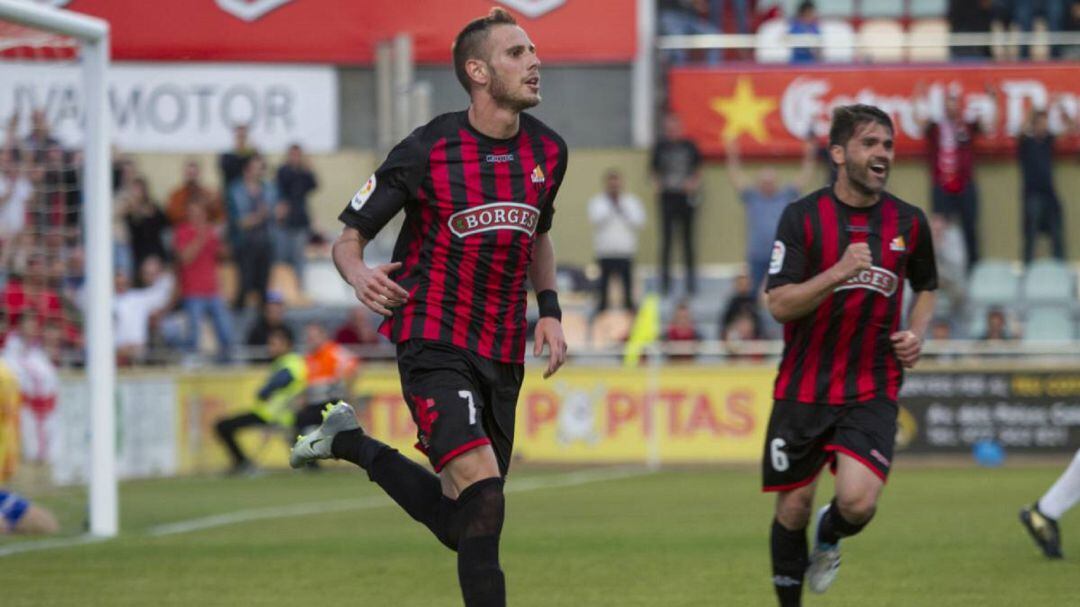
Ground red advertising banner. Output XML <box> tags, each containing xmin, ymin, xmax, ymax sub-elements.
<box><xmin>669</xmin><ymin>64</ymin><xmax>1080</xmax><ymax>158</ymax></box>
<box><xmin>55</xmin><ymin>0</ymin><xmax>635</xmax><ymax>64</ymax></box>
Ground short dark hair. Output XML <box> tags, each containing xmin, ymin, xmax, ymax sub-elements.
<box><xmin>452</xmin><ymin>7</ymin><xmax>518</xmax><ymax>93</ymax></box>
<box><xmin>268</xmin><ymin>325</ymin><xmax>294</xmax><ymax>346</ymax></box>
<box><xmin>797</xmin><ymin>1</ymin><xmax>816</xmax><ymax>16</ymax></box>
<box><xmin>828</xmin><ymin>104</ymin><xmax>894</xmax><ymax>150</ymax></box>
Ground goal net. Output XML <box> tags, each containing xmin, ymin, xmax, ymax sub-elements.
<box><xmin>0</xmin><ymin>0</ymin><xmax>114</xmax><ymax>539</ymax></box>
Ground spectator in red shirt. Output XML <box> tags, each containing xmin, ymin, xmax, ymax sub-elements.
<box><xmin>175</xmin><ymin>197</ymin><xmax>233</xmax><ymax>361</ymax></box>
<box><xmin>333</xmin><ymin>307</ymin><xmax>380</xmax><ymax>347</ymax></box>
<box><xmin>665</xmin><ymin>300</ymin><xmax>700</xmax><ymax>362</ymax></box>
<box><xmin>918</xmin><ymin>84</ymin><xmax>995</xmax><ymax>270</ymax></box>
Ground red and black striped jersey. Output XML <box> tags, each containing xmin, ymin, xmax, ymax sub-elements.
<box><xmin>338</xmin><ymin>111</ymin><xmax>568</xmax><ymax>364</ymax></box>
<box><xmin>766</xmin><ymin>187</ymin><xmax>938</xmax><ymax>405</ymax></box>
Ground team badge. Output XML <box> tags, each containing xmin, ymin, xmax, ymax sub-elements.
<box><xmin>216</xmin><ymin>0</ymin><xmax>294</xmax><ymax>21</ymax></box>
<box><xmin>890</xmin><ymin>235</ymin><xmax>906</xmax><ymax>252</ymax></box>
<box><xmin>531</xmin><ymin>165</ymin><xmax>546</xmax><ymax>191</ymax></box>
<box><xmin>768</xmin><ymin>241</ymin><xmax>786</xmax><ymax>275</ymax></box>
<box><xmin>497</xmin><ymin>0</ymin><xmax>567</xmax><ymax>18</ymax></box>
<box><xmin>350</xmin><ymin>175</ymin><xmax>376</xmax><ymax>211</ymax></box>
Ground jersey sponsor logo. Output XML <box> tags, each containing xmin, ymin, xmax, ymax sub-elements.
<box><xmin>216</xmin><ymin>0</ymin><xmax>294</xmax><ymax>22</ymax></box>
<box><xmin>835</xmin><ymin>266</ymin><xmax>899</xmax><ymax>297</ymax></box>
<box><xmin>530</xmin><ymin>165</ymin><xmax>546</xmax><ymax>190</ymax></box>
<box><xmin>350</xmin><ymin>174</ymin><xmax>376</xmax><ymax>211</ymax></box>
<box><xmin>448</xmin><ymin>202</ymin><xmax>539</xmax><ymax>238</ymax></box>
<box><xmin>768</xmin><ymin>240</ymin><xmax>786</xmax><ymax>275</ymax></box>
<box><xmin>485</xmin><ymin>153</ymin><xmax>516</xmax><ymax>164</ymax></box>
<box><xmin>890</xmin><ymin>235</ymin><xmax>906</xmax><ymax>252</ymax></box>
<box><xmin>497</xmin><ymin>0</ymin><xmax>567</xmax><ymax>18</ymax></box>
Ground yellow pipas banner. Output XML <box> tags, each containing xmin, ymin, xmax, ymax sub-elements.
<box><xmin>174</xmin><ymin>365</ymin><xmax>777</xmax><ymax>472</ymax></box>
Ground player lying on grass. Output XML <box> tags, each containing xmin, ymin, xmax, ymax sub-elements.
<box><xmin>0</xmin><ymin>489</ymin><xmax>59</xmax><ymax>535</ymax></box>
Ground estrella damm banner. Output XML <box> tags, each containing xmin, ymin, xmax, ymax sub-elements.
<box><xmin>174</xmin><ymin>365</ymin><xmax>777</xmax><ymax>472</ymax></box>
<box><xmin>669</xmin><ymin>63</ymin><xmax>1080</xmax><ymax>158</ymax></box>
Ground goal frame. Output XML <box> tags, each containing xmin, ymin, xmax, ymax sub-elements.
<box><xmin>0</xmin><ymin>0</ymin><xmax>115</xmax><ymax>537</ymax></box>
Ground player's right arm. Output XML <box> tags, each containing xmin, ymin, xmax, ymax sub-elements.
<box><xmin>335</xmin><ymin>128</ymin><xmax>428</xmax><ymax>316</ymax></box>
<box><xmin>764</xmin><ymin>203</ymin><xmax>871</xmax><ymax>324</ymax></box>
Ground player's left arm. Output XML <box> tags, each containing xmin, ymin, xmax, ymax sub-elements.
<box><xmin>892</xmin><ymin>209</ymin><xmax>939</xmax><ymax>368</ymax></box>
<box><xmin>530</xmin><ymin>232</ymin><xmax>566</xmax><ymax>379</ymax></box>
<box><xmin>530</xmin><ymin>143</ymin><xmax>569</xmax><ymax>379</ymax></box>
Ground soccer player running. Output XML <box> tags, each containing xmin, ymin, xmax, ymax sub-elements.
<box><xmin>762</xmin><ymin>104</ymin><xmax>938</xmax><ymax>606</ymax></box>
<box><xmin>288</xmin><ymin>9</ymin><xmax>567</xmax><ymax>607</ymax></box>
<box><xmin>1019</xmin><ymin>449</ymin><xmax>1080</xmax><ymax>558</ymax></box>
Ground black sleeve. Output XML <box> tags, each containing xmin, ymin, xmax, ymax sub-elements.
<box><xmin>338</xmin><ymin>127</ymin><xmax>428</xmax><ymax>240</ymax></box>
<box><xmin>688</xmin><ymin>141</ymin><xmax>703</xmax><ymax>172</ymax></box>
<box><xmin>257</xmin><ymin>368</ymin><xmax>294</xmax><ymax>401</ymax></box>
<box><xmin>536</xmin><ymin>140</ymin><xmax>569</xmax><ymax>235</ymax></box>
<box><xmin>907</xmin><ymin>209</ymin><xmax>938</xmax><ymax>292</ymax></box>
<box><xmin>765</xmin><ymin>203</ymin><xmax>811</xmax><ymax>291</ymax></box>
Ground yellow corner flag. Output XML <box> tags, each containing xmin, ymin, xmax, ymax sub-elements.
<box><xmin>623</xmin><ymin>293</ymin><xmax>661</xmax><ymax>368</ymax></box>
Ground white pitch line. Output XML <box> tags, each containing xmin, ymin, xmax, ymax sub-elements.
<box><xmin>0</xmin><ymin>466</ymin><xmax>651</xmax><ymax>556</ymax></box>
<box><xmin>148</xmin><ymin>465</ymin><xmax>651</xmax><ymax>538</ymax></box>
<box><xmin>0</xmin><ymin>533</ymin><xmax>110</xmax><ymax>558</ymax></box>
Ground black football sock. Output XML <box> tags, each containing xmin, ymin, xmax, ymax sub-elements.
<box><xmin>456</xmin><ymin>477</ymin><xmax>506</xmax><ymax>607</ymax></box>
<box><xmin>771</xmin><ymin>518</ymin><xmax>808</xmax><ymax>607</ymax></box>
<box><xmin>331</xmin><ymin>430</ymin><xmax>459</xmax><ymax>550</ymax></box>
<box><xmin>817</xmin><ymin>498</ymin><xmax>870</xmax><ymax>546</ymax></box>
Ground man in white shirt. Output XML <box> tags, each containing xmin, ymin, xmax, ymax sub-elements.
<box><xmin>0</xmin><ymin>151</ymin><xmax>31</xmax><ymax>244</ymax></box>
<box><xmin>588</xmin><ymin>169</ymin><xmax>645</xmax><ymax>311</ymax></box>
<box><xmin>113</xmin><ymin>256</ymin><xmax>175</xmax><ymax>363</ymax></box>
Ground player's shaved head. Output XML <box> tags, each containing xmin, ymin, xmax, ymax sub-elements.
<box><xmin>453</xmin><ymin>7</ymin><xmax>518</xmax><ymax>92</ymax></box>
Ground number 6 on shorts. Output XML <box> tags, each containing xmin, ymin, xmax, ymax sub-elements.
<box><xmin>770</xmin><ymin>438</ymin><xmax>789</xmax><ymax>471</ymax></box>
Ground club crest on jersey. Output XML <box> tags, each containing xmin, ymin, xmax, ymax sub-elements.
<box><xmin>350</xmin><ymin>175</ymin><xmax>376</xmax><ymax>211</ymax></box>
<box><xmin>890</xmin><ymin>235</ymin><xmax>906</xmax><ymax>252</ymax></box>
<box><xmin>530</xmin><ymin>165</ymin><xmax>546</xmax><ymax>191</ymax></box>
<box><xmin>449</xmin><ymin>202</ymin><xmax>539</xmax><ymax>238</ymax></box>
<box><xmin>835</xmin><ymin>266</ymin><xmax>898</xmax><ymax>297</ymax></box>
<box><xmin>768</xmin><ymin>241</ymin><xmax>786</xmax><ymax>275</ymax></box>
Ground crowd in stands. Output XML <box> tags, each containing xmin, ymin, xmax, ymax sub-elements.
<box><xmin>659</xmin><ymin>0</ymin><xmax>1080</xmax><ymax>65</ymax></box>
<box><xmin>0</xmin><ymin>114</ymin><xmax>381</xmax><ymax>368</ymax></box>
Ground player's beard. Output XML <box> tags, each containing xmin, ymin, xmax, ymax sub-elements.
<box><xmin>489</xmin><ymin>67</ymin><xmax>540</xmax><ymax>112</ymax></box>
<box><xmin>844</xmin><ymin>158</ymin><xmax>886</xmax><ymax>197</ymax></box>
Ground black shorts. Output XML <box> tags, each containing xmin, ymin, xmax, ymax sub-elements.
<box><xmin>761</xmin><ymin>399</ymin><xmax>897</xmax><ymax>492</ymax></box>
<box><xmin>396</xmin><ymin>339</ymin><xmax>524</xmax><ymax>475</ymax></box>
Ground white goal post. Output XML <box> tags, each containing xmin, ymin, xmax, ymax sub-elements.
<box><xmin>0</xmin><ymin>0</ymin><xmax>115</xmax><ymax>537</ymax></box>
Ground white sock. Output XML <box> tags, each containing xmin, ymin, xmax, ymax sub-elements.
<box><xmin>1038</xmin><ymin>450</ymin><xmax>1080</xmax><ymax>520</ymax></box>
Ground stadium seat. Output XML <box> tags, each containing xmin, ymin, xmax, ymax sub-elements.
<box><xmin>857</xmin><ymin>19</ymin><xmax>905</xmax><ymax>62</ymax></box>
<box><xmin>859</xmin><ymin>0</ymin><xmax>903</xmax><ymax>18</ymax></box>
<box><xmin>303</xmin><ymin>259</ymin><xmax>357</xmax><ymax>305</ymax></box>
<box><xmin>1024</xmin><ymin>307</ymin><xmax>1077</xmax><ymax>343</ymax></box>
<box><xmin>908</xmin><ymin>19</ymin><xmax>950</xmax><ymax>62</ymax></box>
<box><xmin>909</xmin><ymin>0</ymin><xmax>948</xmax><ymax>18</ymax></box>
<box><xmin>560</xmin><ymin>310</ymin><xmax>590</xmax><ymax>351</ymax></box>
<box><xmin>815</xmin><ymin>0</ymin><xmax>856</xmax><ymax>18</ymax></box>
<box><xmin>1022</xmin><ymin>259</ymin><xmax>1076</xmax><ymax>304</ymax></box>
<box><xmin>591</xmin><ymin>310</ymin><xmax>633</xmax><ymax>348</ymax></box>
<box><xmin>968</xmin><ymin>260</ymin><xmax>1021</xmax><ymax>305</ymax></box>
<box><xmin>820</xmin><ymin>19</ymin><xmax>856</xmax><ymax>62</ymax></box>
<box><xmin>755</xmin><ymin>18</ymin><xmax>792</xmax><ymax>63</ymax></box>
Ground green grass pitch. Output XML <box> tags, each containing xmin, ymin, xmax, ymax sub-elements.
<box><xmin>1</xmin><ymin>463</ymin><xmax>1076</xmax><ymax>606</ymax></box>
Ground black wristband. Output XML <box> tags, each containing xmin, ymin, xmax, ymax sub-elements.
<box><xmin>537</xmin><ymin>289</ymin><xmax>562</xmax><ymax>321</ymax></box>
